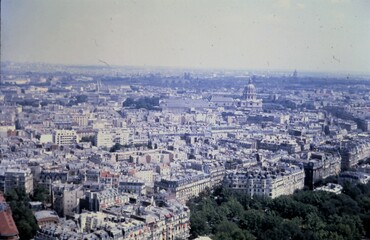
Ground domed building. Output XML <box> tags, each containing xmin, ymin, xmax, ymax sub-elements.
<box><xmin>243</xmin><ymin>79</ymin><xmax>257</xmax><ymax>100</ymax></box>
<box><xmin>238</xmin><ymin>78</ymin><xmax>262</xmax><ymax>111</ymax></box>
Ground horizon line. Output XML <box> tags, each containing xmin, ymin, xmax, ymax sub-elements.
<box><xmin>2</xmin><ymin>60</ymin><xmax>370</xmax><ymax>76</ymax></box>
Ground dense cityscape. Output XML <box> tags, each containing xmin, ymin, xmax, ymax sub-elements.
<box><xmin>2</xmin><ymin>0</ymin><xmax>370</xmax><ymax>239</ymax></box>
<box><xmin>0</xmin><ymin>62</ymin><xmax>369</xmax><ymax>239</ymax></box>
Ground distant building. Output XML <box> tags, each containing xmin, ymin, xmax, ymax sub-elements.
<box><xmin>339</xmin><ymin>171</ymin><xmax>370</xmax><ymax>184</ymax></box>
<box><xmin>209</xmin><ymin>96</ymin><xmax>235</xmax><ymax>108</ymax></box>
<box><xmin>84</xmin><ymin>189</ymin><xmax>129</xmax><ymax>212</ymax></box>
<box><xmin>95</xmin><ymin>130</ymin><xmax>113</xmax><ymax>148</ymax></box>
<box><xmin>292</xmin><ymin>69</ymin><xmax>298</xmax><ymax>79</ymax></box>
<box><xmin>160</xmin><ymin>97</ymin><xmax>210</xmax><ymax>113</ymax></box>
<box><xmin>338</xmin><ymin>120</ymin><xmax>357</xmax><ymax>131</ymax></box>
<box><xmin>359</xmin><ymin>119</ymin><xmax>370</xmax><ymax>132</ymax></box>
<box><xmin>119</xmin><ymin>177</ymin><xmax>146</xmax><ymax>195</ymax></box>
<box><xmin>36</xmin><ymin>199</ymin><xmax>190</xmax><ymax>240</ymax></box>
<box><xmin>340</xmin><ymin>140</ymin><xmax>370</xmax><ymax>170</ymax></box>
<box><xmin>187</xmin><ymin>160</ymin><xmax>226</xmax><ymax>188</ymax></box>
<box><xmin>52</xmin><ymin>183</ymin><xmax>84</xmax><ymax>217</ymax></box>
<box><xmin>39</xmin><ymin>170</ymin><xmax>69</xmax><ymax>188</ymax></box>
<box><xmin>282</xmin><ymin>152</ymin><xmax>341</xmax><ymax>189</ymax></box>
<box><xmin>315</xmin><ymin>183</ymin><xmax>343</xmax><ymax>194</ymax></box>
<box><xmin>39</xmin><ymin>133</ymin><xmax>53</xmax><ymax>144</ymax></box>
<box><xmin>155</xmin><ymin>171</ymin><xmax>211</xmax><ymax>202</ymax></box>
<box><xmin>71</xmin><ymin>114</ymin><xmax>89</xmax><ymax>127</ymax></box>
<box><xmin>224</xmin><ymin>164</ymin><xmax>305</xmax><ymax>198</ymax></box>
<box><xmin>257</xmin><ymin>137</ymin><xmax>300</xmax><ymax>154</ymax></box>
<box><xmin>95</xmin><ymin>128</ymin><xmax>130</xmax><ymax>148</ymax></box>
<box><xmin>53</xmin><ymin>130</ymin><xmax>77</xmax><ymax>145</ymax></box>
<box><xmin>238</xmin><ymin>78</ymin><xmax>263</xmax><ymax>111</ymax></box>
<box><xmin>303</xmin><ymin>152</ymin><xmax>341</xmax><ymax>189</ymax></box>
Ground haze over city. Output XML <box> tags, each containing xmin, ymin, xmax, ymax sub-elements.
<box><xmin>2</xmin><ymin>0</ymin><xmax>370</xmax><ymax>73</ymax></box>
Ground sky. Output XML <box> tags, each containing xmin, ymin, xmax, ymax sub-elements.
<box><xmin>1</xmin><ymin>0</ymin><xmax>370</xmax><ymax>73</ymax></box>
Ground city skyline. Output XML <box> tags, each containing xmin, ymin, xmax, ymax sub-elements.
<box><xmin>2</xmin><ymin>0</ymin><xmax>370</xmax><ymax>73</ymax></box>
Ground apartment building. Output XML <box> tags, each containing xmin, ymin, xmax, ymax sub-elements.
<box><xmin>0</xmin><ymin>168</ymin><xmax>34</xmax><ymax>194</ymax></box>
<box><xmin>96</xmin><ymin>128</ymin><xmax>130</xmax><ymax>148</ymax></box>
<box><xmin>53</xmin><ymin>130</ymin><xmax>78</xmax><ymax>145</ymax></box>
<box><xmin>224</xmin><ymin>165</ymin><xmax>305</xmax><ymax>199</ymax></box>
<box><xmin>155</xmin><ymin>171</ymin><xmax>211</xmax><ymax>202</ymax></box>
<box><xmin>52</xmin><ymin>183</ymin><xmax>84</xmax><ymax>217</ymax></box>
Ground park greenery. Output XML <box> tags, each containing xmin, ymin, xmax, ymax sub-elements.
<box><xmin>122</xmin><ymin>97</ymin><xmax>161</xmax><ymax>110</ymax></box>
<box><xmin>188</xmin><ymin>182</ymin><xmax>370</xmax><ymax>240</ymax></box>
<box><xmin>109</xmin><ymin>142</ymin><xmax>149</xmax><ymax>152</ymax></box>
<box><xmin>67</xmin><ymin>94</ymin><xmax>88</xmax><ymax>106</ymax></box>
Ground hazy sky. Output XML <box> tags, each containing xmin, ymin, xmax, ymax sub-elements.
<box><xmin>2</xmin><ymin>0</ymin><xmax>370</xmax><ymax>73</ymax></box>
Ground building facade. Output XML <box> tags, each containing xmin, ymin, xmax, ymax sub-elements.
<box><xmin>238</xmin><ymin>78</ymin><xmax>263</xmax><ymax>111</ymax></box>
<box><xmin>1</xmin><ymin>168</ymin><xmax>34</xmax><ymax>194</ymax></box>
<box><xmin>155</xmin><ymin>171</ymin><xmax>211</xmax><ymax>202</ymax></box>
<box><xmin>53</xmin><ymin>130</ymin><xmax>78</xmax><ymax>145</ymax></box>
<box><xmin>224</xmin><ymin>165</ymin><xmax>305</xmax><ymax>198</ymax></box>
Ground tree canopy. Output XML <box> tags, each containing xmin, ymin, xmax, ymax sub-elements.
<box><xmin>188</xmin><ymin>182</ymin><xmax>370</xmax><ymax>240</ymax></box>
<box><xmin>122</xmin><ymin>97</ymin><xmax>160</xmax><ymax>110</ymax></box>
<box><xmin>31</xmin><ymin>185</ymin><xmax>50</xmax><ymax>203</ymax></box>
<box><xmin>5</xmin><ymin>188</ymin><xmax>39</xmax><ymax>239</ymax></box>
<box><xmin>67</xmin><ymin>94</ymin><xmax>88</xmax><ymax>106</ymax></box>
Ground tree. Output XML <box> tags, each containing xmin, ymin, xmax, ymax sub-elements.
<box><xmin>32</xmin><ymin>185</ymin><xmax>50</xmax><ymax>203</ymax></box>
<box><xmin>122</xmin><ymin>97</ymin><xmax>161</xmax><ymax>110</ymax></box>
<box><xmin>221</xmin><ymin>197</ymin><xmax>244</xmax><ymax>220</ymax></box>
<box><xmin>213</xmin><ymin>221</ymin><xmax>242</xmax><ymax>240</ymax></box>
<box><xmin>75</xmin><ymin>94</ymin><xmax>88</xmax><ymax>103</ymax></box>
<box><xmin>188</xmin><ymin>182</ymin><xmax>370</xmax><ymax>240</ymax></box>
<box><xmin>110</xmin><ymin>143</ymin><xmax>122</xmax><ymax>152</ymax></box>
<box><xmin>190</xmin><ymin>212</ymin><xmax>211</xmax><ymax>237</ymax></box>
<box><xmin>67</xmin><ymin>94</ymin><xmax>88</xmax><ymax>106</ymax></box>
<box><xmin>5</xmin><ymin>188</ymin><xmax>39</xmax><ymax>239</ymax></box>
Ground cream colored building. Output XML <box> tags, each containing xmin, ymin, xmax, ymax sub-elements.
<box><xmin>238</xmin><ymin>78</ymin><xmax>263</xmax><ymax>111</ymax></box>
<box><xmin>0</xmin><ymin>124</ymin><xmax>15</xmax><ymax>138</ymax></box>
<box><xmin>71</xmin><ymin>114</ymin><xmax>89</xmax><ymax>127</ymax></box>
<box><xmin>53</xmin><ymin>130</ymin><xmax>78</xmax><ymax>145</ymax></box>
<box><xmin>224</xmin><ymin>165</ymin><xmax>305</xmax><ymax>199</ymax></box>
<box><xmin>96</xmin><ymin>128</ymin><xmax>130</xmax><ymax>148</ymax></box>
<box><xmin>155</xmin><ymin>171</ymin><xmax>211</xmax><ymax>202</ymax></box>
<box><xmin>133</xmin><ymin>170</ymin><xmax>155</xmax><ymax>186</ymax></box>
<box><xmin>39</xmin><ymin>133</ymin><xmax>53</xmax><ymax>144</ymax></box>
<box><xmin>52</xmin><ymin>183</ymin><xmax>84</xmax><ymax>217</ymax></box>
